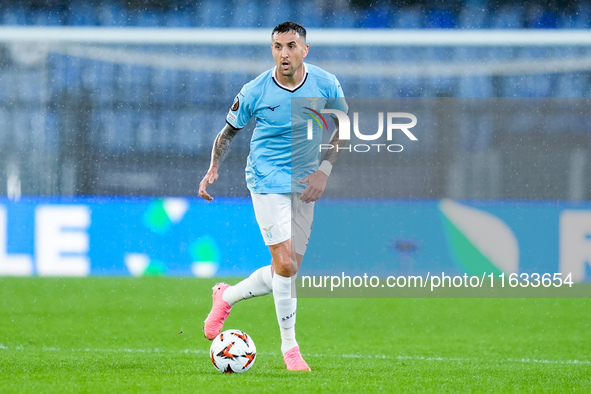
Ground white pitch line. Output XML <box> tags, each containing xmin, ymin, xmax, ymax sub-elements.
<box><xmin>1</xmin><ymin>345</ymin><xmax>590</xmax><ymax>366</ymax></box>
<box><xmin>327</xmin><ymin>353</ymin><xmax>591</xmax><ymax>366</ymax></box>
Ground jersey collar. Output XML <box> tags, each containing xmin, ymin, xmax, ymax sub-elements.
<box><xmin>272</xmin><ymin>63</ymin><xmax>308</xmax><ymax>93</ymax></box>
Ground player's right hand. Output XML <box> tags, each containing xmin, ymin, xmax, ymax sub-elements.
<box><xmin>198</xmin><ymin>168</ymin><xmax>219</xmax><ymax>201</ymax></box>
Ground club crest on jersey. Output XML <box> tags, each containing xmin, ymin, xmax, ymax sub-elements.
<box><xmin>304</xmin><ymin>97</ymin><xmax>320</xmax><ymax>110</ymax></box>
<box><xmin>231</xmin><ymin>95</ymin><xmax>240</xmax><ymax>111</ymax></box>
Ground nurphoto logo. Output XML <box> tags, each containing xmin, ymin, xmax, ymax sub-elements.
<box><xmin>305</xmin><ymin>109</ymin><xmax>418</xmax><ymax>153</ymax></box>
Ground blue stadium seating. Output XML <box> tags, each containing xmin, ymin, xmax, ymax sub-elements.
<box><xmin>0</xmin><ymin>71</ymin><xmax>12</xmax><ymax>100</ymax></box>
<box><xmin>230</xmin><ymin>0</ymin><xmax>260</xmax><ymax>28</ymax></box>
<box><xmin>0</xmin><ymin>108</ymin><xmax>8</xmax><ymax>148</ymax></box>
<box><xmin>30</xmin><ymin>8</ymin><xmax>65</xmax><ymax>26</ymax></box>
<box><xmin>572</xmin><ymin>3</ymin><xmax>591</xmax><ymax>28</ymax></box>
<box><xmin>97</xmin><ymin>3</ymin><xmax>129</xmax><ymax>26</ymax></box>
<box><xmin>117</xmin><ymin>64</ymin><xmax>152</xmax><ymax>104</ymax></box>
<box><xmin>325</xmin><ymin>7</ymin><xmax>356</xmax><ymax>28</ymax></box>
<box><xmin>69</xmin><ymin>3</ymin><xmax>99</xmax><ymax>26</ymax></box>
<box><xmin>130</xmin><ymin>9</ymin><xmax>161</xmax><ymax>27</ymax></box>
<box><xmin>84</xmin><ymin>61</ymin><xmax>116</xmax><ymax>104</ymax></box>
<box><xmin>423</xmin><ymin>8</ymin><xmax>457</xmax><ymax>29</ymax></box>
<box><xmin>1</xmin><ymin>0</ymin><xmax>589</xmax><ymax>155</ymax></box>
<box><xmin>490</xmin><ymin>5</ymin><xmax>524</xmax><ymax>29</ymax></box>
<box><xmin>42</xmin><ymin>110</ymin><xmax>61</xmax><ymax>150</ymax></box>
<box><xmin>196</xmin><ymin>0</ymin><xmax>229</xmax><ymax>28</ymax></box>
<box><xmin>0</xmin><ymin>1</ymin><xmax>585</xmax><ymax>32</ymax></box>
<box><xmin>2</xmin><ymin>8</ymin><xmax>27</xmax><ymax>25</ymax></box>
<box><xmin>392</xmin><ymin>7</ymin><xmax>423</xmax><ymax>29</ymax></box>
<box><xmin>459</xmin><ymin>3</ymin><xmax>489</xmax><ymax>28</ymax></box>
<box><xmin>161</xmin><ymin>8</ymin><xmax>194</xmax><ymax>28</ymax></box>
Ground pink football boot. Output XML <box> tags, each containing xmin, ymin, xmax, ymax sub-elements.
<box><xmin>283</xmin><ymin>346</ymin><xmax>311</xmax><ymax>371</ymax></box>
<box><xmin>203</xmin><ymin>283</ymin><xmax>232</xmax><ymax>340</ymax></box>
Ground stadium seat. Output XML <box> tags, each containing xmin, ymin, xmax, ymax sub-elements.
<box><xmin>454</xmin><ymin>47</ymin><xmax>494</xmax><ymax>96</ymax></box>
<box><xmin>0</xmin><ymin>71</ymin><xmax>11</xmax><ymax>100</ymax></box>
<box><xmin>151</xmin><ymin>68</ymin><xmax>179</xmax><ymax>104</ymax></box>
<box><xmin>324</xmin><ymin>3</ymin><xmax>356</xmax><ymax>28</ymax></box>
<box><xmin>0</xmin><ymin>108</ymin><xmax>8</xmax><ymax>147</ymax></box>
<box><xmin>131</xmin><ymin>9</ymin><xmax>160</xmax><ymax>27</ymax></box>
<box><xmin>17</xmin><ymin>71</ymin><xmax>44</xmax><ymax>102</ymax></box>
<box><xmin>230</xmin><ymin>0</ymin><xmax>260</xmax><ymax>28</ymax></box>
<box><xmin>220</xmin><ymin>73</ymin><xmax>246</xmax><ymax>103</ymax></box>
<box><xmin>43</xmin><ymin>110</ymin><xmax>60</xmax><ymax>150</ymax></box>
<box><xmin>162</xmin><ymin>8</ymin><xmax>195</xmax><ymax>28</ymax></box>
<box><xmin>526</xmin><ymin>5</ymin><xmax>559</xmax><ymax>29</ymax></box>
<box><xmin>30</xmin><ymin>8</ymin><xmax>65</xmax><ymax>26</ymax></box>
<box><xmin>490</xmin><ymin>5</ymin><xmax>524</xmax><ymax>29</ymax></box>
<box><xmin>114</xmin><ymin>110</ymin><xmax>136</xmax><ymax>151</ymax></box>
<box><xmin>556</xmin><ymin>73</ymin><xmax>588</xmax><ymax>97</ymax></box>
<box><xmin>183</xmin><ymin>71</ymin><xmax>217</xmax><ymax>105</ymax></box>
<box><xmin>457</xmin><ymin>76</ymin><xmax>493</xmax><ymax>97</ymax></box>
<box><xmin>393</xmin><ymin>7</ymin><xmax>423</xmax><ymax>29</ymax></box>
<box><xmin>456</xmin><ymin>109</ymin><xmax>495</xmax><ymax>151</ymax></box>
<box><xmin>258</xmin><ymin>0</ymin><xmax>293</xmax><ymax>28</ymax></box>
<box><xmin>69</xmin><ymin>3</ymin><xmax>99</xmax><ymax>26</ymax></box>
<box><xmin>86</xmin><ymin>62</ymin><xmax>116</xmax><ymax>104</ymax></box>
<box><xmin>174</xmin><ymin>111</ymin><xmax>202</xmax><ymax>152</ymax></box>
<box><xmin>572</xmin><ymin>3</ymin><xmax>591</xmax><ymax>28</ymax></box>
<box><xmin>458</xmin><ymin>3</ymin><xmax>489</xmax><ymax>28</ymax></box>
<box><xmin>155</xmin><ymin>111</ymin><xmax>174</xmax><ymax>151</ymax></box>
<box><xmin>424</xmin><ymin>8</ymin><xmax>457</xmax><ymax>29</ymax></box>
<box><xmin>13</xmin><ymin>109</ymin><xmax>45</xmax><ymax>148</ymax></box>
<box><xmin>355</xmin><ymin>4</ymin><xmax>393</xmax><ymax>28</ymax></box>
<box><xmin>2</xmin><ymin>0</ymin><xmax>589</xmax><ymax>165</ymax></box>
<box><xmin>48</xmin><ymin>55</ymin><xmax>84</xmax><ymax>94</ymax></box>
<box><xmin>2</xmin><ymin>8</ymin><xmax>27</xmax><ymax>25</ymax></box>
<box><xmin>196</xmin><ymin>0</ymin><xmax>230</xmax><ymax>28</ymax></box>
<box><xmin>93</xmin><ymin>110</ymin><xmax>111</xmax><ymax>151</ymax></box>
<box><xmin>113</xmin><ymin>63</ymin><xmax>151</xmax><ymax>104</ymax></box>
<box><xmin>136</xmin><ymin>109</ymin><xmax>165</xmax><ymax>152</ymax></box>
<box><xmin>97</xmin><ymin>3</ymin><xmax>129</xmax><ymax>26</ymax></box>
<box><xmin>91</xmin><ymin>109</ymin><xmax>122</xmax><ymax>152</ymax></box>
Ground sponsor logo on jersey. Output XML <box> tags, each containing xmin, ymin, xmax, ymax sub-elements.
<box><xmin>231</xmin><ymin>95</ymin><xmax>240</xmax><ymax>111</ymax></box>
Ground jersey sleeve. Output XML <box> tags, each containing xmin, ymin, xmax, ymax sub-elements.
<box><xmin>226</xmin><ymin>86</ymin><xmax>252</xmax><ymax>129</ymax></box>
<box><xmin>326</xmin><ymin>76</ymin><xmax>348</xmax><ymax>115</ymax></box>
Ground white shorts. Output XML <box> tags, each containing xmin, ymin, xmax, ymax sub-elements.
<box><xmin>250</xmin><ymin>192</ymin><xmax>315</xmax><ymax>255</ymax></box>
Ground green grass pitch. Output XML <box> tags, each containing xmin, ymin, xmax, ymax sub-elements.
<box><xmin>1</xmin><ymin>277</ymin><xmax>589</xmax><ymax>393</ymax></box>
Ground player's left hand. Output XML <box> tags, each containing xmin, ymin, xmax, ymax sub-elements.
<box><xmin>299</xmin><ymin>171</ymin><xmax>328</xmax><ymax>203</ymax></box>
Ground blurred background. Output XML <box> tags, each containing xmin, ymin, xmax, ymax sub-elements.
<box><xmin>0</xmin><ymin>0</ymin><xmax>589</xmax><ymax>200</ymax></box>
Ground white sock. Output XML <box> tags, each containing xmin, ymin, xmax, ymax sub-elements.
<box><xmin>222</xmin><ymin>265</ymin><xmax>273</xmax><ymax>306</ymax></box>
<box><xmin>272</xmin><ymin>274</ymin><xmax>298</xmax><ymax>354</ymax></box>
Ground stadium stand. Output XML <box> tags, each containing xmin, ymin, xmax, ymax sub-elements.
<box><xmin>0</xmin><ymin>1</ymin><xmax>589</xmax><ymax>198</ymax></box>
<box><xmin>0</xmin><ymin>1</ymin><xmax>582</xmax><ymax>29</ymax></box>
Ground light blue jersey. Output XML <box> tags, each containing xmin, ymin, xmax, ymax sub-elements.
<box><xmin>226</xmin><ymin>63</ymin><xmax>348</xmax><ymax>194</ymax></box>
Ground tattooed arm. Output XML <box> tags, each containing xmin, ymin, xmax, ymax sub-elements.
<box><xmin>299</xmin><ymin>118</ymin><xmax>345</xmax><ymax>203</ymax></box>
<box><xmin>198</xmin><ymin>123</ymin><xmax>239</xmax><ymax>201</ymax></box>
<box><xmin>322</xmin><ymin>118</ymin><xmax>346</xmax><ymax>165</ymax></box>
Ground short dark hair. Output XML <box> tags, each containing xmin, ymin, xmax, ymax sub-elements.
<box><xmin>271</xmin><ymin>21</ymin><xmax>306</xmax><ymax>41</ymax></box>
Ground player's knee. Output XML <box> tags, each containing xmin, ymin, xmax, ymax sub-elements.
<box><xmin>272</xmin><ymin>254</ymin><xmax>297</xmax><ymax>276</ymax></box>
<box><xmin>274</xmin><ymin>259</ymin><xmax>298</xmax><ymax>277</ymax></box>
<box><xmin>269</xmin><ymin>242</ymin><xmax>297</xmax><ymax>277</ymax></box>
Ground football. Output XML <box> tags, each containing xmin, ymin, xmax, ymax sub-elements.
<box><xmin>210</xmin><ymin>329</ymin><xmax>257</xmax><ymax>373</ymax></box>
